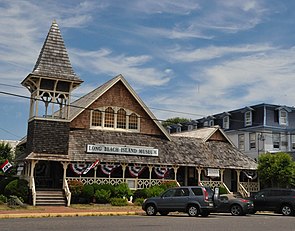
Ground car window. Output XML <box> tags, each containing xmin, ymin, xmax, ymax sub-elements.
<box><xmin>162</xmin><ymin>189</ymin><xmax>176</xmax><ymax>198</ymax></box>
<box><xmin>219</xmin><ymin>196</ymin><xmax>229</xmax><ymax>202</ymax></box>
<box><xmin>255</xmin><ymin>191</ymin><xmax>268</xmax><ymax>198</ymax></box>
<box><xmin>191</xmin><ymin>188</ymin><xmax>203</xmax><ymax>196</ymax></box>
<box><xmin>174</xmin><ymin>188</ymin><xmax>190</xmax><ymax>197</ymax></box>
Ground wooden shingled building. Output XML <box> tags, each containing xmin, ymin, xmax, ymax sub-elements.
<box><xmin>17</xmin><ymin>21</ymin><xmax>258</xmax><ymax>206</ymax></box>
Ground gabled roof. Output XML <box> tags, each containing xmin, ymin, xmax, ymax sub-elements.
<box><xmin>22</xmin><ymin>20</ymin><xmax>83</xmax><ymax>85</ymax></box>
<box><xmin>171</xmin><ymin>126</ymin><xmax>235</xmax><ymax>146</ymax></box>
<box><xmin>69</xmin><ymin>74</ymin><xmax>171</xmax><ymax>141</ymax></box>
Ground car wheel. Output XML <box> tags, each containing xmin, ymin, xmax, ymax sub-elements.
<box><xmin>230</xmin><ymin>204</ymin><xmax>243</xmax><ymax>216</ymax></box>
<box><xmin>159</xmin><ymin>211</ymin><xmax>169</xmax><ymax>216</ymax></box>
<box><xmin>281</xmin><ymin>204</ymin><xmax>293</xmax><ymax>216</ymax></box>
<box><xmin>145</xmin><ymin>204</ymin><xmax>157</xmax><ymax>216</ymax></box>
<box><xmin>187</xmin><ymin>205</ymin><xmax>199</xmax><ymax>217</ymax></box>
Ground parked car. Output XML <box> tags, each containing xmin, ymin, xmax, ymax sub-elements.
<box><xmin>212</xmin><ymin>194</ymin><xmax>254</xmax><ymax>216</ymax></box>
<box><xmin>142</xmin><ymin>186</ymin><xmax>214</xmax><ymax>217</ymax></box>
<box><xmin>250</xmin><ymin>188</ymin><xmax>295</xmax><ymax>216</ymax></box>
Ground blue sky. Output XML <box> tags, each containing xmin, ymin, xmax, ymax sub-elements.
<box><xmin>1</xmin><ymin>0</ymin><xmax>295</xmax><ymax>140</ymax></box>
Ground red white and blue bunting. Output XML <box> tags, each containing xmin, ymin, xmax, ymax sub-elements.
<box><xmin>128</xmin><ymin>165</ymin><xmax>146</xmax><ymax>177</ymax></box>
<box><xmin>154</xmin><ymin>167</ymin><xmax>171</xmax><ymax>178</ymax></box>
<box><xmin>101</xmin><ymin>164</ymin><xmax>120</xmax><ymax>176</ymax></box>
<box><xmin>70</xmin><ymin>160</ymin><xmax>99</xmax><ymax>175</ymax></box>
<box><xmin>243</xmin><ymin>170</ymin><xmax>257</xmax><ymax>180</ymax></box>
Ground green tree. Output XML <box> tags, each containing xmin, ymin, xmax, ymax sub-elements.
<box><xmin>258</xmin><ymin>152</ymin><xmax>295</xmax><ymax>188</ymax></box>
<box><xmin>0</xmin><ymin>142</ymin><xmax>13</xmax><ymax>164</ymax></box>
<box><xmin>162</xmin><ymin>117</ymin><xmax>190</xmax><ymax>128</ymax></box>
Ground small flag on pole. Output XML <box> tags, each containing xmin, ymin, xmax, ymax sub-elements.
<box><xmin>83</xmin><ymin>160</ymin><xmax>100</xmax><ymax>174</ymax></box>
<box><xmin>0</xmin><ymin>160</ymin><xmax>13</xmax><ymax>173</ymax></box>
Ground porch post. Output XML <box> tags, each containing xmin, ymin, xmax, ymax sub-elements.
<box><xmin>94</xmin><ymin>166</ymin><xmax>97</xmax><ymax>181</ymax></box>
<box><xmin>236</xmin><ymin>170</ymin><xmax>241</xmax><ymax>192</ymax></box>
<box><xmin>220</xmin><ymin>169</ymin><xmax>225</xmax><ymax>183</ymax></box>
<box><xmin>61</xmin><ymin>162</ymin><xmax>69</xmax><ymax>188</ymax></box>
<box><xmin>172</xmin><ymin>165</ymin><xmax>179</xmax><ymax>182</ymax></box>
<box><xmin>121</xmin><ymin>163</ymin><xmax>127</xmax><ymax>183</ymax></box>
<box><xmin>29</xmin><ymin>160</ymin><xmax>38</xmax><ymax>188</ymax></box>
<box><xmin>197</xmin><ymin>168</ymin><xmax>202</xmax><ymax>185</ymax></box>
<box><xmin>148</xmin><ymin>165</ymin><xmax>153</xmax><ymax>187</ymax></box>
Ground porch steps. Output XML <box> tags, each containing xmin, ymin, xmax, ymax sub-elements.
<box><xmin>35</xmin><ymin>189</ymin><xmax>66</xmax><ymax>206</ymax></box>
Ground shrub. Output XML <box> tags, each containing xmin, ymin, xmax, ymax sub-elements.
<box><xmin>133</xmin><ymin>188</ymin><xmax>148</xmax><ymax>201</ymax></box>
<box><xmin>94</xmin><ymin>189</ymin><xmax>111</xmax><ymax>204</ymax></box>
<box><xmin>110</xmin><ymin>197</ymin><xmax>128</xmax><ymax>206</ymax></box>
<box><xmin>0</xmin><ymin>177</ymin><xmax>16</xmax><ymax>195</ymax></box>
<box><xmin>114</xmin><ymin>183</ymin><xmax>132</xmax><ymax>199</ymax></box>
<box><xmin>219</xmin><ymin>186</ymin><xmax>228</xmax><ymax>195</ymax></box>
<box><xmin>4</xmin><ymin>179</ymin><xmax>29</xmax><ymax>202</ymax></box>
<box><xmin>145</xmin><ymin>185</ymin><xmax>165</xmax><ymax>198</ymax></box>
<box><xmin>68</xmin><ymin>180</ymin><xmax>84</xmax><ymax>197</ymax></box>
<box><xmin>134</xmin><ymin>198</ymin><xmax>144</xmax><ymax>206</ymax></box>
<box><xmin>0</xmin><ymin>194</ymin><xmax>7</xmax><ymax>203</ymax></box>
<box><xmin>160</xmin><ymin>180</ymin><xmax>179</xmax><ymax>190</ymax></box>
<box><xmin>81</xmin><ymin>184</ymin><xmax>95</xmax><ymax>203</ymax></box>
<box><xmin>94</xmin><ymin>184</ymin><xmax>116</xmax><ymax>197</ymax></box>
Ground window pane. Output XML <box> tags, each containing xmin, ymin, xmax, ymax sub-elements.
<box><xmin>129</xmin><ymin>113</ymin><xmax>138</xmax><ymax>130</ymax></box>
<box><xmin>238</xmin><ymin>134</ymin><xmax>245</xmax><ymax>151</ymax></box>
<box><xmin>92</xmin><ymin>110</ymin><xmax>102</xmax><ymax>126</ymax></box>
<box><xmin>249</xmin><ymin>133</ymin><xmax>256</xmax><ymax>149</ymax></box>
<box><xmin>104</xmin><ymin>107</ymin><xmax>114</xmax><ymax>128</ymax></box>
<box><xmin>117</xmin><ymin>108</ymin><xmax>126</xmax><ymax>129</ymax></box>
<box><xmin>273</xmin><ymin>133</ymin><xmax>280</xmax><ymax>149</ymax></box>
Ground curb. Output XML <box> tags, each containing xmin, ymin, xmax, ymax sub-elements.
<box><xmin>0</xmin><ymin>211</ymin><xmax>143</xmax><ymax>219</ymax></box>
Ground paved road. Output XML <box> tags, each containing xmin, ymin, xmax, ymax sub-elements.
<box><xmin>0</xmin><ymin>213</ymin><xmax>294</xmax><ymax>231</ymax></box>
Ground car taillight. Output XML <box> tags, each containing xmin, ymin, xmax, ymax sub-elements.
<box><xmin>203</xmin><ymin>188</ymin><xmax>209</xmax><ymax>201</ymax></box>
<box><xmin>240</xmin><ymin>199</ymin><xmax>249</xmax><ymax>203</ymax></box>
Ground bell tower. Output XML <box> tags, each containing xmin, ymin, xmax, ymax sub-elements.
<box><xmin>21</xmin><ymin>21</ymin><xmax>83</xmax><ymax>155</ymax></box>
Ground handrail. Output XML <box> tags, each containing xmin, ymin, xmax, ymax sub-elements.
<box><xmin>31</xmin><ymin>177</ymin><xmax>36</xmax><ymax>206</ymax></box>
<box><xmin>238</xmin><ymin>183</ymin><xmax>250</xmax><ymax>198</ymax></box>
<box><xmin>63</xmin><ymin>179</ymin><xmax>71</xmax><ymax>207</ymax></box>
<box><xmin>222</xmin><ymin>182</ymin><xmax>232</xmax><ymax>194</ymax></box>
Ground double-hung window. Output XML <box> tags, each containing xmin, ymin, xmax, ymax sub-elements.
<box><xmin>223</xmin><ymin>116</ymin><xmax>229</xmax><ymax>129</ymax></box>
<box><xmin>279</xmin><ymin>110</ymin><xmax>288</xmax><ymax>126</ymax></box>
<box><xmin>238</xmin><ymin>134</ymin><xmax>245</xmax><ymax>151</ymax></box>
<box><xmin>249</xmin><ymin>133</ymin><xmax>256</xmax><ymax>149</ymax></box>
<box><xmin>245</xmin><ymin>111</ymin><xmax>252</xmax><ymax>126</ymax></box>
<box><xmin>273</xmin><ymin>133</ymin><xmax>280</xmax><ymax>149</ymax></box>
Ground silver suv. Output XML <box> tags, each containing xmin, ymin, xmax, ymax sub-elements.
<box><xmin>142</xmin><ymin>186</ymin><xmax>214</xmax><ymax>217</ymax></box>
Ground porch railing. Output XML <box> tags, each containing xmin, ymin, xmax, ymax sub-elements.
<box><xmin>66</xmin><ymin>177</ymin><xmax>176</xmax><ymax>190</ymax></box>
<box><xmin>238</xmin><ymin>183</ymin><xmax>250</xmax><ymax>198</ymax></box>
<box><xmin>63</xmin><ymin>178</ymin><xmax>71</xmax><ymax>207</ymax></box>
<box><xmin>240</xmin><ymin>182</ymin><xmax>260</xmax><ymax>193</ymax></box>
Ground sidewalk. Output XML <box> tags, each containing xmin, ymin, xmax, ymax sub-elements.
<box><xmin>0</xmin><ymin>205</ymin><xmax>144</xmax><ymax>219</ymax></box>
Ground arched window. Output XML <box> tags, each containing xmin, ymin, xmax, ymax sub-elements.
<box><xmin>129</xmin><ymin>113</ymin><xmax>138</xmax><ymax>130</ymax></box>
<box><xmin>117</xmin><ymin>108</ymin><xmax>126</xmax><ymax>129</ymax></box>
<box><xmin>92</xmin><ymin>109</ymin><xmax>102</xmax><ymax>126</ymax></box>
<box><xmin>104</xmin><ymin>107</ymin><xmax>114</xmax><ymax>128</ymax></box>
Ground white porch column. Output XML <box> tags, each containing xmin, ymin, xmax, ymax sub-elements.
<box><xmin>121</xmin><ymin>163</ymin><xmax>127</xmax><ymax>180</ymax></box>
<box><xmin>220</xmin><ymin>169</ymin><xmax>225</xmax><ymax>183</ymax></box>
<box><xmin>61</xmin><ymin>162</ymin><xmax>69</xmax><ymax>188</ymax></box>
<box><xmin>29</xmin><ymin>160</ymin><xmax>38</xmax><ymax>189</ymax></box>
<box><xmin>197</xmin><ymin>168</ymin><xmax>202</xmax><ymax>185</ymax></box>
<box><xmin>172</xmin><ymin>165</ymin><xmax>179</xmax><ymax>182</ymax></box>
<box><xmin>148</xmin><ymin>165</ymin><xmax>153</xmax><ymax>186</ymax></box>
<box><xmin>94</xmin><ymin>166</ymin><xmax>97</xmax><ymax>181</ymax></box>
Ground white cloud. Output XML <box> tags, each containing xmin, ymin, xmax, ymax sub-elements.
<box><xmin>166</xmin><ymin>44</ymin><xmax>275</xmax><ymax>62</ymax></box>
<box><xmin>70</xmin><ymin>48</ymin><xmax>171</xmax><ymax>87</ymax></box>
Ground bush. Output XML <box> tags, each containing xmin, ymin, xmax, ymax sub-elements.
<box><xmin>81</xmin><ymin>184</ymin><xmax>95</xmax><ymax>203</ymax></box>
<box><xmin>134</xmin><ymin>198</ymin><xmax>144</xmax><ymax>206</ymax></box>
<box><xmin>114</xmin><ymin>183</ymin><xmax>132</xmax><ymax>199</ymax></box>
<box><xmin>145</xmin><ymin>185</ymin><xmax>165</xmax><ymax>198</ymax></box>
<box><xmin>4</xmin><ymin>179</ymin><xmax>29</xmax><ymax>202</ymax></box>
<box><xmin>0</xmin><ymin>177</ymin><xmax>16</xmax><ymax>195</ymax></box>
<box><xmin>133</xmin><ymin>188</ymin><xmax>148</xmax><ymax>201</ymax></box>
<box><xmin>0</xmin><ymin>194</ymin><xmax>7</xmax><ymax>203</ymax></box>
<box><xmin>110</xmin><ymin>197</ymin><xmax>128</xmax><ymax>206</ymax></box>
<box><xmin>94</xmin><ymin>189</ymin><xmax>111</xmax><ymax>204</ymax></box>
<box><xmin>219</xmin><ymin>186</ymin><xmax>228</xmax><ymax>195</ymax></box>
<box><xmin>94</xmin><ymin>184</ymin><xmax>116</xmax><ymax>197</ymax></box>
<box><xmin>68</xmin><ymin>180</ymin><xmax>84</xmax><ymax>197</ymax></box>
<box><xmin>160</xmin><ymin>181</ymin><xmax>179</xmax><ymax>190</ymax></box>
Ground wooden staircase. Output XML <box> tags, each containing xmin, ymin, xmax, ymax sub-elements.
<box><xmin>35</xmin><ymin>189</ymin><xmax>66</xmax><ymax>206</ymax></box>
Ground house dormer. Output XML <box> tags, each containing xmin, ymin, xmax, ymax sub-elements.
<box><xmin>275</xmin><ymin>106</ymin><xmax>291</xmax><ymax>126</ymax></box>
<box><xmin>241</xmin><ymin>107</ymin><xmax>254</xmax><ymax>127</ymax></box>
